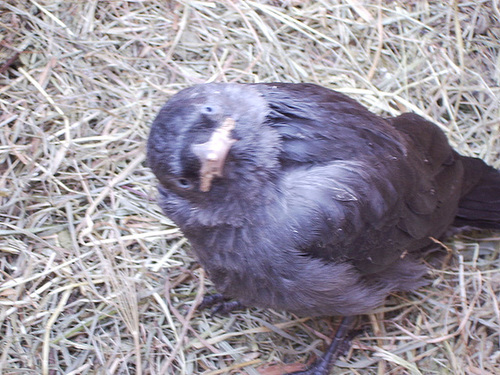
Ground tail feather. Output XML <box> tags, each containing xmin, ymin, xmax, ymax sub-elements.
<box><xmin>454</xmin><ymin>158</ymin><xmax>500</xmax><ymax>230</ymax></box>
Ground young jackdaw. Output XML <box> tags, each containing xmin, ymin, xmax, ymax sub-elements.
<box><xmin>147</xmin><ymin>83</ymin><xmax>500</xmax><ymax>374</ymax></box>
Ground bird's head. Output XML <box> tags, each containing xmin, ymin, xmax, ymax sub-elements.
<box><xmin>147</xmin><ymin>83</ymin><xmax>282</xmax><ymax>224</ymax></box>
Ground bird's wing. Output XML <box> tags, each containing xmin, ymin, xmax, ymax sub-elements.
<box><xmin>253</xmin><ymin>83</ymin><xmax>406</xmax><ymax>165</ymax></box>
<box><xmin>279</xmin><ymin>160</ymin><xmax>413</xmax><ymax>274</ymax></box>
<box><xmin>255</xmin><ymin>84</ymin><xmax>464</xmax><ymax>274</ymax></box>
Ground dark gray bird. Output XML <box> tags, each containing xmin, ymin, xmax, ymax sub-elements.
<box><xmin>147</xmin><ymin>82</ymin><xmax>500</xmax><ymax>374</ymax></box>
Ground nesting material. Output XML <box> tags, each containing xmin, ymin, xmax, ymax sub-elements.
<box><xmin>0</xmin><ymin>1</ymin><xmax>499</xmax><ymax>374</ymax></box>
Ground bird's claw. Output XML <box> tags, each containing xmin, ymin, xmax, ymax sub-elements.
<box><xmin>198</xmin><ymin>293</ymin><xmax>225</xmax><ymax>310</ymax></box>
<box><xmin>286</xmin><ymin>316</ymin><xmax>357</xmax><ymax>375</ymax></box>
<box><xmin>198</xmin><ymin>294</ymin><xmax>244</xmax><ymax>316</ymax></box>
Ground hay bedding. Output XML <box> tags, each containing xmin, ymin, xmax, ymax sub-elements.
<box><xmin>0</xmin><ymin>0</ymin><xmax>499</xmax><ymax>374</ymax></box>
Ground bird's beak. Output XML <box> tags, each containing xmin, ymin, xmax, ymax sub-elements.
<box><xmin>191</xmin><ymin>117</ymin><xmax>237</xmax><ymax>192</ymax></box>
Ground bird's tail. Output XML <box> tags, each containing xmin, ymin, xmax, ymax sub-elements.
<box><xmin>453</xmin><ymin>157</ymin><xmax>500</xmax><ymax>230</ymax></box>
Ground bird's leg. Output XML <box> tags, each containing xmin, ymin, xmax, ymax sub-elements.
<box><xmin>198</xmin><ymin>293</ymin><xmax>244</xmax><ymax>316</ymax></box>
<box><xmin>287</xmin><ymin>316</ymin><xmax>357</xmax><ymax>375</ymax></box>
<box><xmin>198</xmin><ymin>293</ymin><xmax>225</xmax><ymax>310</ymax></box>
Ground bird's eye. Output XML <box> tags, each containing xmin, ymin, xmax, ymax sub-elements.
<box><xmin>175</xmin><ymin>178</ymin><xmax>193</xmax><ymax>190</ymax></box>
<box><xmin>201</xmin><ymin>105</ymin><xmax>219</xmax><ymax>116</ymax></box>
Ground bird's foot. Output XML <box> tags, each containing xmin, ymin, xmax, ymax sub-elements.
<box><xmin>198</xmin><ymin>293</ymin><xmax>244</xmax><ymax>316</ymax></box>
<box><xmin>286</xmin><ymin>316</ymin><xmax>357</xmax><ymax>375</ymax></box>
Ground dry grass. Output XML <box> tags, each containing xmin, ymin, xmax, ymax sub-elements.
<box><xmin>1</xmin><ymin>0</ymin><xmax>499</xmax><ymax>374</ymax></box>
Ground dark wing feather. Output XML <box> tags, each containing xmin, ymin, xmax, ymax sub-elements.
<box><xmin>389</xmin><ymin>113</ymin><xmax>465</xmax><ymax>239</ymax></box>
<box><xmin>253</xmin><ymin>83</ymin><xmax>407</xmax><ymax>165</ymax></box>
<box><xmin>255</xmin><ymin>84</ymin><xmax>465</xmax><ymax>274</ymax></box>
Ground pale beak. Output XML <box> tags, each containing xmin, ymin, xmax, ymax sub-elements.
<box><xmin>191</xmin><ymin>117</ymin><xmax>237</xmax><ymax>192</ymax></box>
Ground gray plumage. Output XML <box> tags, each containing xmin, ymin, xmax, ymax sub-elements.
<box><xmin>147</xmin><ymin>82</ymin><xmax>500</xmax><ymax>317</ymax></box>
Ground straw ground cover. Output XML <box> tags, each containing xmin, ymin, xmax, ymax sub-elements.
<box><xmin>1</xmin><ymin>0</ymin><xmax>499</xmax><ymax>374</ymax></box>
